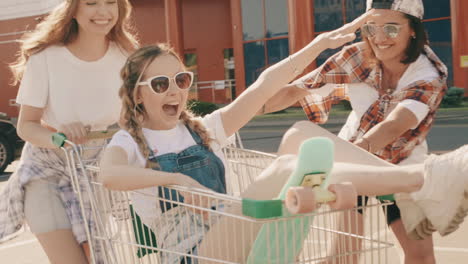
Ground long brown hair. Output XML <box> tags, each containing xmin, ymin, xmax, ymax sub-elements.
<box><xmin>11</xmin><ymin>0</ymin><xmax>139</xmax><ymax>84</ymax></box>
<box><xmin>119</xmin><ymin>44</ymin><xmax>212</xmax><ymax>167</ymax></box>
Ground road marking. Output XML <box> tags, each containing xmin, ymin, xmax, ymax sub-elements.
<box><xmin>0</xmin><ymin>238</ymin><xmax>37</xmax><ymax>251</ymax></box>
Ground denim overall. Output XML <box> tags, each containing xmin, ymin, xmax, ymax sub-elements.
<box><xmin>146</xmin><ymin>125</ymin><xmax>226</xmax><ymax>264</ymax></box>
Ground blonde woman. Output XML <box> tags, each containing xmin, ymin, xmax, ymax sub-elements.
<box><xmin>0</xmin><ymin>0</ymin><xmax>137</xmax><ymax>263</ymax></box>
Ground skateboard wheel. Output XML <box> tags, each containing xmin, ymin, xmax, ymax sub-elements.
<box><xmin>285</xmin><ymin>187</ymin><xmax>317</xmax><ymax>214</ymax></box>
<box><xmin>327</xmin><ymin>183</ymin><xmax>357</xmax><ymax>210</ymax></box>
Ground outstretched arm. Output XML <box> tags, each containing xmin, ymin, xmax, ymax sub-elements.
<box><xmin>257</xmin><ymin>84</ymin><xmax>309</xmax><ymax>115</ymax></box>
<box><xmin>220</xmin><ymin>14</ymin><xmax>369</xmax><ymax>137</ymax></box>
<box><xmin>354</xmin><ymin>105</ymin><xmax>420</xmax><ymax>152</ymax></box>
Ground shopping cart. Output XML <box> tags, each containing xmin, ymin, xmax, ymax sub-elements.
<box><xmin>55</xmin><ymin>132</ymin><xmax>395</xmax><ymax>264</ymax></box>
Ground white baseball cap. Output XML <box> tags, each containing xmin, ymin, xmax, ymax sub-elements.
<box><xmin>366</xmin><ymin>0</ymin><xmax>424</xmax><ymax>19</ymax></box>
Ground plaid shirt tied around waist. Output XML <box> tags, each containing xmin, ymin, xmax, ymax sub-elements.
<box><xmin>299</xmin><ymin>43</ymin><xmax>448</xmax><ymax>164</ymax></box>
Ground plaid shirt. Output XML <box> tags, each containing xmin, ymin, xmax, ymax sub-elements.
<box><xmin>300</xmin><ymin>43</ymin><xmax>447</xmax><ymax>164</ymax></box>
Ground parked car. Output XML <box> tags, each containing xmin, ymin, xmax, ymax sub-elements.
<box><xmin>0</xmin><ymin>113</ymin><xmax>23</xmax><ymax>174</ymax></box>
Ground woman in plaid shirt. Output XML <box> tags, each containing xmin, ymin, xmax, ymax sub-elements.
<box><xmin>261</xmin><ymin>0</ymin><xmax>468</xmax><ymax>263</ymax></box>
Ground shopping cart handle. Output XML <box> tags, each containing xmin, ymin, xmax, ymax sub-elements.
<box><xmin>87</xmin><ymin>129</ymin><xmax>119</xmax><ymax>139</ymax></box>
<box><xmin>242</xmin><ymin>198</ymin><xmax>283</xmax><ymax>219</ymax></box>
<box><xmin>52</xmin><ymin>132</ymin><xmax>67</xmax><ymax>147</ymax></box>
<box><xmin>377</xmin><ymin>194</ymin><xmax>395</xmax><ymax>201</ymax></box>
<box><xmin>51</xmin><ymin>129</ymin><xmax>119</xmax><ymax>147</ymax></box>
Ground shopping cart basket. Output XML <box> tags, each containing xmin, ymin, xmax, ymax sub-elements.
<box><xmin>55</xmin><ymin>133</ymin><xmax>394</xmax><ymax>264</ymax></box>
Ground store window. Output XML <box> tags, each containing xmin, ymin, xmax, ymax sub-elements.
<box><xmin>241</xmin><ymin>0</ymin><xmax>289</xmax><ymax>86</ymax></box>
<box><xmin>422</xmin><ymin>0</ymin><xmax>453</xmax><ymax>85</ymax></box>
<box><xmin>314</xmin><ymin>0</ymin><xmax>344</xmax><ymax>32</ymax></box>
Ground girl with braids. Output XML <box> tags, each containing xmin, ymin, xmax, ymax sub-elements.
<box><xmin>0</xmin><ymin>0</ymin><xmax>138</xmax><ymax>263</ymax></box>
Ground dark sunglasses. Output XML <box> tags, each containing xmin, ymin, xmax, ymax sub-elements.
<box><xmin>361</xmin><ymin>23</ymin><xmax>405</xmax><ymax>39</ymax></box>
<box><xmin>138</xmin><ymin>71</ymin><xmax>194</xmax><ymax>94</ymax></box>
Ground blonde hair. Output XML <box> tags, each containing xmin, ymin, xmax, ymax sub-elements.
<box><xmin>11</xmin><ymin>0</ymin><xmax>139</xmax><ymax>84</ymax></box>
<box><xmin>119</xmin><ymin>44</ymin><xmax>212</xmax><ymax>168</ymax></box>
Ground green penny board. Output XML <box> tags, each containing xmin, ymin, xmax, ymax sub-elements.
<box><xmin>244</xmin><ymin>137</ymin><xmax>334</xmax><ymax>264</ymax></box>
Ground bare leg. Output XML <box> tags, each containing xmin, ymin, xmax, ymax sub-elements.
<box><xmin>199</xmin><ymin>155</ymin><xmax>296</xmax><ymax>263</ymax></box>
<box><xmin>331</xmin><ymin>162</ymin><xmax>423</xmax><ymax>195</ymax></box>
<box><xmin>279</xmin><ymin>121</ymin><xmax>429</xmax><ymax>263</ymax></box>
<box><xmin>36</xmin><ymin>230</ymin><xmax>89</xmax><ymax>264</ymax></box>
<box><xmin>199</xmin><ymin>154</ymin><xmax>422</xmax><ymax>262</ymax></box>
<box><xmin>321</xmin><ymin>211</ymin><xmax>365</xmax><ymax>264</ymax></box>
<box><xmin>390</xmin><ymin>220</ymin><xmax>436</xmax><ymax>264</ymax></box>
<box><xmin>82</xmin><ymin>242</ymin><xmax>91</xmax><ymax>263</ymax></box>
<box><xmin>200</xmin><ymin>122</ymin><xmax>429</xmax><ymax>262</ymax></box>
<box><xmin>279</xmin><ymin>121</ymin><xmax>423</xmax><ymax>194</ymax></box>
<box><xmin>24</xmin><ymin>179</ymin><xmax>89</xmax><ymax>263</ymax></box>
<box><xmin>278</xmin><ymin>121</ymin><xmax>393</xmax><ymax>167</ymax></box>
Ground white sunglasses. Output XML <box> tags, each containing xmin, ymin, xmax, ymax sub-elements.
<box><xmin>137</xmin><ymin>71</ymin><xmax>194</xmax><ymax>94</ymax></box>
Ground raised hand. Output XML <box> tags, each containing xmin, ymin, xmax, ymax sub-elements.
<box><xmin>313</xmin><ymin>13</ymin><xmax>369</xmax><ymax>50</ymax></box>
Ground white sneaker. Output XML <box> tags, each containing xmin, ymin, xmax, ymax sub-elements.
<box><xmin>410</xmin><ymin>145</ymin><xmax>468</xmax><ymax>236</ymax></box>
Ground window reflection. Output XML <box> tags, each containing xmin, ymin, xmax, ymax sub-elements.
<box><xmin>241</xmin><ymin>0</ymin><xmax>289</xmax><ymax>86</ymax></box>
<box><xmin>265</xmin><ymin>0</ymin><xmax>288</xmax><ymax>38</ymax></box>
<box><xmin>267</xmin><ymin>38</ymin><xmax>289</xmax><ymax>65</ymax></box>
<box><xmin>314</xmin><ymin>0</ymin><xmax>343</xmax><ymax>32</ymax></box>
<box><xmin>425</xmin><ymin>19</ymin><xmax>453</xmax><ymax>85</ymax></box>
<box><xmin>241</xmin><ymin>0</ymin><xmax>263</xmax><ymax>41</ymax></box>
<box><xmin>244</xmin><ymin>41</ymin><xmax>266</xmax><ymax>86</ymax></box>
<box><xmin>345</xmin><ymin>0</ymin><xmax>365</xmax><ymax>23</ymax></box>
<box><xmin>423</xmin><ymin>0</ymin><xmax>450</xmax><ymax>19</ymax></box>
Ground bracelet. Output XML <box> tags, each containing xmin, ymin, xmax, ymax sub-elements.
<box><xmin>288</xmin><ymin>56</ymin><xmax>300</xmax><ymax>75</ymax></box>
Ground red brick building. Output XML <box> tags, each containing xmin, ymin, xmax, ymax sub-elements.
<box><xmin>1</xmin><ymin>0</ymin><xmax>467</xmax><ymax>118</ymax></box>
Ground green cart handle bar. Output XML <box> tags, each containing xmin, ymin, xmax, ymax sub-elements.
<box><xmin>242</xmin><ymin>198</ymin><xmax>283</xmax><ymax>219</ymax></box>
<box><xmin>51</xmin><ymin>129</ymin><xmax>119</xmax><ymax>148</ymax></box>
<box><xmin>377</xmin><ymin>194</ymin><xmax>395</xmax><ymax>201</ymax></box>
<box><xmin>52</xmin><ymin>132</ymin><xmax>67</xmax><ymax>148</ymax></box>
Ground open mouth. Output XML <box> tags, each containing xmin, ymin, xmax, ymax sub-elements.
<box><xmin>162</xmin><ymin>103</ymin><xmax>179</xmax><ymax>116</ymax></box>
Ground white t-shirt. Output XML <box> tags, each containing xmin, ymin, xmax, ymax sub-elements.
<box><xmin>107</xmin><ymin>110</ymin><xmax>233</xmax><ymax>227</ymax></box>
<box><xmin>108</xmin><ymin>110</ymin><xmax>232</xmax><ymax>168</ymax></box>
<box><xmin>16</xmin><ymin>42</ymin><xmax>127</xmax><ymax>131</ymax></box>
<box><xmin>311</xmin><ymin>54</ymin><xmax>439</xmax><ymax>165</ymax></box>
